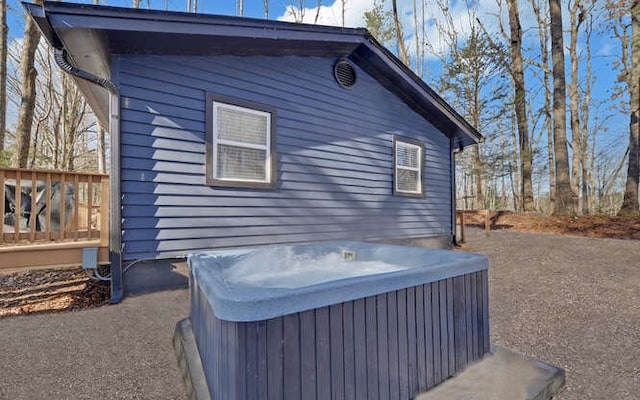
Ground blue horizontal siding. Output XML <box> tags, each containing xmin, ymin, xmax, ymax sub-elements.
<box><xmin>116</xmin><ymin>54</ymin><xmax>453</xmax><ymax>260</ymax></box>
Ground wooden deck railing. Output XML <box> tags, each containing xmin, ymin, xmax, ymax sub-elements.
<box><xmin>456</xmin><ymin>209</ymin><xmax>490</xmax><ymax>243</ymax></box>
<box><xmin>1</xmin><ymin>167</ymin><xmax>109</xmax><ymax>247</ymax></box>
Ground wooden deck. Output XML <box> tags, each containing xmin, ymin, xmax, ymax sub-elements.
<box><xmin>1</xmin><ymin>167</ymin><xmax>109</xmax><ymax>271</ymax></box>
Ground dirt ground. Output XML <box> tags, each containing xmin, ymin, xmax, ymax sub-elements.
<box><xmin>465</xmin><ymin>211</ymin><xmax>640</xmax><ymax>240</ymax></box>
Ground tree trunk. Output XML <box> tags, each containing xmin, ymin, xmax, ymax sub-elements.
<box><xmin>581</xmin><ymin>12</ymin><xmax>594</xmax><ymax>214</ymax></box>
<box><xmin>549</xmin><ymin>0</ymin><xmax>577</xmax><ymax>214</ymax></box>
<box><xmin>391</xmin><ymin>0</ymin><xmax>409</xmax><ymax>66</ymax></box>
<box><xmin>472</xmin><ymin>142</ymin><xmax>484</xmax><ymax>209</ymax></box>
<box><xmin>265</xmin><ymin>0</ymin><xmax>269</xmax><ymax>19</ymax></box>
<box><xmin>0</xmin><ymin>0</ymin><xmax>7</xmax><ymax>153</ymax></box>
<box><xmin>568</xmin><ymin>0</ymin><xmax>584</xmax><ymax>212</ymax></box>
<box><xmin>507</xmin><ymin>0</ymin><xmax>534</xmax><ymax>211</ymax></box>
<box><xmin>14</xmin><ymin>10</ymin><xmax>41</xmax><ymax>168</ymax></box>
<box><xmin>531</xmin><ymin>0</ymin><xmax>555</xmax><ymax>213</ymax></box>
<box><xmin>619</xmin><ymin>0</ymin><xmax>640</xmax><ymax>216</ymax></box>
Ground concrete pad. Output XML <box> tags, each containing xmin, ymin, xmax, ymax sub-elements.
<box><xmin>173</xmin><ymin>319</ymin><xmax>211</xmax><ymax>400</ymax></box>
<box><xmin>123</xmin><ymin>258</ymin><xmax>189</xmax><ymax>296</ymax></box>
<box><xmin>415</xmin><ymin>346</ymin><xmax>565</xmax><ymax>400</ymax></box>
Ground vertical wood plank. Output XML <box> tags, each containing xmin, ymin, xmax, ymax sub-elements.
<box><xmin>14</xmin><ymin>170</ymin><xmax>20</xmax><ymax>243</ymax></box>
<box><xmin>59</xmin><ymin>174</ymin><xmax>66</xmax><ymax>240</ymax></box>
<box><xmin>343</xmin><ymin>301</ymin><xmax>356</xmax><ymax>400</ymax></box>
<box><xmin>30</xmin><ymin>172</ymin><xmax>37</xmax><ymax>242</ymax></box>
<box><xmin>73</xmin><ymin>174</ymin><xmax>80</xmax><ymax>241</ymax></box>
<box><xmin>431</xmin><ymin>282</ymin><xmax>441</xmax><ymax>385</ymax></box>
<box><xmin>476</xmin><ymin>272</ymin><xmax>483</xmax><ymax>361</ymax></box>
<box><xmin>45</xmin><ymin>173</ymin><xmax>52</xmax><ymax>241</ymax></box>
<box><xmin>470</xmin><ymin>272</ymin><xmax>479</xmax><ymax>361</ymax></box>
<box><xmin>353</xmin><ymin>298</ymin><xmax>367</xmax><ymax>400</ymax></box>
<box><xmin>267</xmin><ymin>317</ymin><xmax>284</xmax><ymax>400</ymax></box>
<box><xmin>376</xmin><ymin>294</ymin><xmax>390</xmax><ymax>400</ymax></box>
<box><xmin>87</xmin><ymin>176</ymin><xmax>93</xmax><ymax>240</ymax></box>
<box><xmin>424</xmin><ymin>283</ymin><xmax>434</xmax><ymax>389</ymax></box>
<box><xmin>397</xmin><ymin>289</ymin><xmax>409</xmax><ymax>400</ymax></box>
<box><xmin>406</xmin><ymin>286</ymin><xmax>418</xmax><ymax>397</ymax></box>
<box><xmin>226</xmin><ymin>321</ymin><xmax>238</xmax><ymax>399</ymax></box>
<box><xmin>300</xmin><ymin>310</ymin><xmax>317</xmax><ymax>400</ymax></box>
<box><xmin>316</xmin><ymin>307</ymin><xmax>331</xmax><ymax>400</ymax></box>
<box><xmin>482</xmin><ymin>269</ymin><xmax>490</xmax><ymax>354</ymax></box>
<box><xmin>415</xmin><ymin>284</ymin><xmax>426</xmax><ymax>392</ymax></box>
<box><xmin>447</xmin><ymin>278</ymin><xmax>455</xmax><ymax>377</ymax></box>
<box><xmin>100</xmin><ymin>176</ymin><xmax>110</xmax><ymax>246</ymax></box>
<box><xmin>284</xmin><ymin>313</ymin><xmax>301</xmax><ymax>400</ymax></box>
<box><xmin>465</xmin><ymin>274</ymin><xmax>473</xmax><ymax>364</ymax></box>
<box><xmin>245</xmin><ymin>322</ymin><xmax>259</xmax><ymax>400</ymax></box>
<box><xmin>257</xmin><ymin>320</ymin><xmax>268</xmax><ymax>399</ymax></box>
<box><xmin>453</xmin><ymin>276</ymin><xmax>467</xmax><ymax>371</ymax></box>
<box><xmin>439</xmin><ymin>280</ymin><xmax>449</xmax><ymax>379</ymax></box>
<box><xmin>387</xmin><ymin>291</ymin><xmax>400</xmax><ymax>400</ymax></box>
<box><xmin>365</xmin><ymin>296</ymin><xmax>379</xmax><ymax>400</ymax></box>
<box><xmin>330</xmin><ymin>304</ymin><xmax>345</xmax><ymax>400</ymax></box>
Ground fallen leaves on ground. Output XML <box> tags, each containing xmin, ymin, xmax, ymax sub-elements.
<box><xmin>0</xmin><ymin>268</ymin><xmax>110</xmax><ymax>318</ymax></box>
<box><xmin>463</xmin><ymin>211</ymin><xmax>640</xmax><ymax>240</ymax></box>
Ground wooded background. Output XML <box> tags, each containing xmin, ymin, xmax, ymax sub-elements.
<box><xmin>0</xmin><ymin>0</ymin><xmax>638</xmax><ymax>217</ymax></box>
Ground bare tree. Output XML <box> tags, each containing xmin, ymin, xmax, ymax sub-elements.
<box><xmin>568</xmin><ymin>0</ymin><xmax>589</xmax><ymax>213</ymax></box>
<box><xmin>549</xmin><ymin>0</ymin><xmax>578</xmax><ymax>214</ymax></box>
<box><xmin>506</xmin><ymin>0</ymin><xmax>534</xmax><ymax>211</ymax></box>
<box><xmin>529</xmin><ymin>0</ymin><xmax>556</xmax><ymax>212</ymax></box>
<box><xmin>391</xmin><ymin>0</ymin><xmax>409</xmax><ymax>65</ymax></box>
<box><xmin>287</xmin><ymin>0</ymin><xmax>306</xmax><ymax>22</ymax></box>
<box><xmin>237</xmin><ymin>0</ymin><xmax>244</xmax><ymax>16</ymax></box>
<box><xmin>619</xmin><ymin>0</ymin><xmax>640</xmax><ymax>215</ymax></box>
<box><xmin>14</xmin><ymin>1</ymin><xmax>42</xmax><ymax>168</ymax></box>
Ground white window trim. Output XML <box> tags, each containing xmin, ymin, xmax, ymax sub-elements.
<box><xmin>394</xmin><ymin>138</ymin><xmax>424</xmax><ymax>196</ymax></box>
<box><xmin>212</xmin><ymin>101</ymin><xmax>272</xmax><ymax>184</ymax></box>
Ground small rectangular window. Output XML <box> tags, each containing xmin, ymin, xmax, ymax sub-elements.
<box><xmin>206</xmin><ymin>94</ymin><xmax>276</xmax><ymax>189</ymax></box>
<box><xmin>394</xmin><ymin>137</ymin><xmax>423</xmax><ymax>196</ymax></box>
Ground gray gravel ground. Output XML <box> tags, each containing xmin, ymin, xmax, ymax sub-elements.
<box><xmin>1</xmin><ymin>229</ymin><xmax>638</xmax><ymax>399</ymax></box>
<box><xmin>0</xmin><ymin>288</ymin><xmax>189</xmax><ymax>400</ymax></box>
<box><xmin>465</xmin><ymin>228</ymin><xmax>640</xmax><ymax>400</ymax></box>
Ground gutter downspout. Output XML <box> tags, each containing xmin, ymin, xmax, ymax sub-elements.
<box><xmin>54</xmin><ymin>49</ymin><xmax>123</xmax><ymax>304</ymax></box>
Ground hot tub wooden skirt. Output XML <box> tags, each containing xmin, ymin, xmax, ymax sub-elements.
<box><xmin>188</xmin><ymin>270</ymin><xmax>489</xmax><ymax>400</ymax></box>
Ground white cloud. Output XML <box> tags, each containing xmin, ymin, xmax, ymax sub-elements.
<box><xmin>277</xmin><ymin>0</ymin><xmax>373</xmax><ymax>27</ymax></box>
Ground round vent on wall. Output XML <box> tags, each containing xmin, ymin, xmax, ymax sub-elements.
<box><xmin>334</xmin><ymin>60</ymin><xmax>357</xmax><ymax>89</ymax></box>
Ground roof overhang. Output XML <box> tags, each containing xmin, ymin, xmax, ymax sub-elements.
<box><xmin>24</xmin><ymin>1</ymin><xmax>482</xmax><ymax>147</ymax></box>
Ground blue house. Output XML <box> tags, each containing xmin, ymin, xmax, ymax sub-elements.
<box><xmin>26</xmin><ymin>2</ymin><xmax>481</xmax><ymax>302</ymax></box>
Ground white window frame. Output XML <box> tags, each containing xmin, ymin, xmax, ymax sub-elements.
<box><xmin>206</xmin><ymin>94</ymin><xmax>276</xmax><ymax>189</ymax></box>
<box><xmin>393</xmin><ymin>137</ymin><xmax>424</xmax><ymax>197</ymax></box>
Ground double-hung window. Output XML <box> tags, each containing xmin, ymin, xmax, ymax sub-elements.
<box><xmin>206</xmin><ymin>94</ymin><xmax>276</xmax><ymax>189</ymax></box>
<box><xmin>393</xmin><ymin>136</ymin><xmax>424</xmax><ymax>196</ymax></box>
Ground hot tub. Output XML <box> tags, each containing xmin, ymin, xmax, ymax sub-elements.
<box><xmin>188</xmin><ymin>241</ymin><xmax>490</xmax><ymax>399</ymax></box>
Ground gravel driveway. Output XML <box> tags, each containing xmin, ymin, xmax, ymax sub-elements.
<box><xmin>464</xmin><ymin>228</ymin><xmax>640</xmax><ymax>400</ymax></box>
<box><xmin>0</xmin><ymin>229</ymin><xmax>638</xmax><ymax>399</ymax></box>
